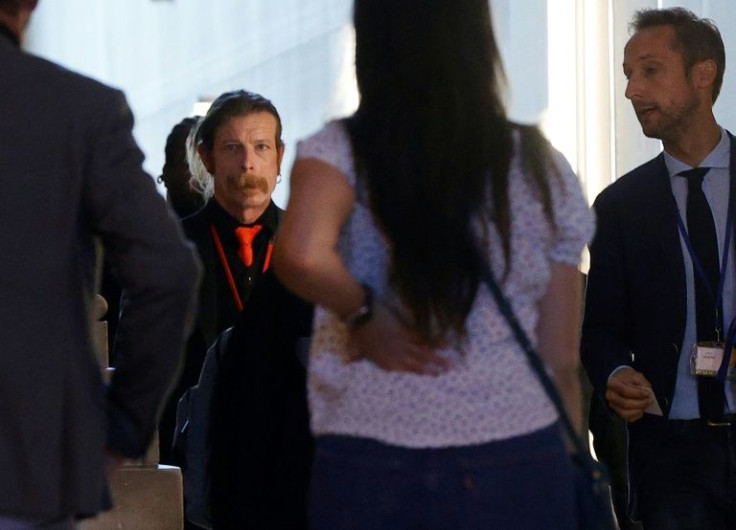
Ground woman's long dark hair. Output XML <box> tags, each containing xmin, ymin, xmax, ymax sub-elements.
<box><xmin>349</xmin><ymin>0</ymin><xmax>555</xmax><ymax>343</ymax></box>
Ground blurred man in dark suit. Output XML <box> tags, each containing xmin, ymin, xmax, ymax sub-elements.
<box><xmin>0</xmin><ymin>1</ymin><xmax>200</xmax><ymax>527</ymax></box>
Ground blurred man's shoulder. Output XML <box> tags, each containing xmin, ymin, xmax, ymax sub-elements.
<box><xmin>14</xmin><ymin>48</ymin><xmax>123</xmax><ymax>105</ymax></box>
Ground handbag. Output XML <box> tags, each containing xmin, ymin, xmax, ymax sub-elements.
<box><xmin>481</xmin><ymin>265</ymin><xmax>617</xmax><ymax>530</ymax></box>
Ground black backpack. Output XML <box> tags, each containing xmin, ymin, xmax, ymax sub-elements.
<box><xmin>174</xmin><ymin>272</ymin><xmax>313</xmax><ymax>529</ymax></box>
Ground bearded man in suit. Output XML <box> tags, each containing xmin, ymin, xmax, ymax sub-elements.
<box><xmin>582</xmin><ymin>8</ymin><xmax>736</xmax><ymax>529</ymax></box>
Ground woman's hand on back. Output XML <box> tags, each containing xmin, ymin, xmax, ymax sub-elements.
<box><xmin>348</xmin><ymin>303</ymin><xmax>451</xmax><ymax>376</ymax></box>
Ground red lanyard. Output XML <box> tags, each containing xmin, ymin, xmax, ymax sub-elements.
<box><xmin>209</xmin><ymin>224</ymin><xmax>274</xmax><ymax>312</ymax></box>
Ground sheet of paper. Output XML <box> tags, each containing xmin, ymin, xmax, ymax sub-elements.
<box><xmin>643</xmin><ymin>387</ymin><xmax>663</xmax><ymax>416</ymax></box>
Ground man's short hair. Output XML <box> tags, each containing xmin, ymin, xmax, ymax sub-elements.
<box><xmin>630</xmin><ymin>7</ymin><xmax>725</xmax><ymax>103</ymax></box>
<box><xmin>195</xmin><ymin>90</ymin><xmax>283</xmax><ymax>151</ymax></box>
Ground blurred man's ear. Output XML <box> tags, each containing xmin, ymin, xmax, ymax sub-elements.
<box><xmin>276</xmin><ymin>144</ymin><xmax>285</xmax><ymax>175</ymax></box>
<box><xmin>19</xmin><ymin>1</ymin><xmax>38</xmax><ymax>30</ymax></box>
<box><xmin>0</xmin><ymin>0</ymin><xmax>38</xmax><ymax>38</ymax></box>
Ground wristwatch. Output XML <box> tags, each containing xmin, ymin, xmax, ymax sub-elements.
<box><xmin>342</xmin><ymin>283</ymin><xmax>374</xmax><ymax>329</ymax></box>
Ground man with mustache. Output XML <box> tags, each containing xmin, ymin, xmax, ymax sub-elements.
<box><xmin>158</xmin><ymin>90</ymin><xmax>286</xmax><ymax>467</ymax></box>
<box><xmin>582</xmin><ymin>8</ymin><xmax>735</xmax><ymax>529</ymax></box>
<box><xmin>170</xmin><ymin>90</ymin><xmax>313</xmax><ymax>529</ymax></box>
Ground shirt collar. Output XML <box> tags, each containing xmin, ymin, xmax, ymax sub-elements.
<box><xmin>206</xmin><ymin>199</ymin><xmax>279</xmax><ymax>234</ymax></box>
<box><xmin>665</xmin><ymin>126</ymin><xmax>730</xmax><ymax>179</ymax></box>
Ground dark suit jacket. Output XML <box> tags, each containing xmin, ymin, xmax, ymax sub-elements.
<box><xmin>581</xmin><ymin>131</ymin><xmax>736</xmax><ymax>513</ymax></box>
<box><xmin>0</xmin><ymin>31</ymin><xmax>199</xmax><ymax>519</ymax></box>
<box><xmin>581</xmin><ymin>132</ymin><xmax>736</xmax><ymax>415</ymax></box>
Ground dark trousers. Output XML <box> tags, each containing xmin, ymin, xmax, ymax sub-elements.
<box><xmin>309</xmin><ymin>424</ymin><xmax>577</xmax><ymax>530</ymax></box>
<box><xmin>629</xmin><ymin>415</ymin><xmax>736</xmax><ymax>530</ymax></box>
<box><xmin>589</xmin><ymin>393</ymin><xmax>642</xmax><ymax>530</ymax></box>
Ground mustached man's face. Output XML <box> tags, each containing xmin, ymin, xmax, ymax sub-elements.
<box><xmin>200</xmin><ymin>111</ymin><xmax>284</xmax><ymax>223</ymax></box>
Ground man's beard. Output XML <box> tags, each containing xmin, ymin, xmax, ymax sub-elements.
<box><xmin>637</xmin><ymin>92</ymin><xmax>698</xmax><ymax>142</ymax></box>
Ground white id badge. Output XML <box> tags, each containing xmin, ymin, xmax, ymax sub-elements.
<box><xmin>690</xmin><ymin>342</ymin><xmax>725</xmax><ymax>377</ymax></box>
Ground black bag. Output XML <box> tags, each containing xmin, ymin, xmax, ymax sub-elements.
<box><xmin>208</xmin><ymin>273</ymin><xmax>314</xmax><ymax>529</ymax></box>
<box><xmin>172</xmin><ymin>328</ymin><xmax>233</xmax><ymax>529</ymax></box>
<box><xmin>481</xmin><ymin>266</ymin><xmax>617</xmax><ymax>530</ymax></box>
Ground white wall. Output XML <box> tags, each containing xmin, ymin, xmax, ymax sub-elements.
<box><xmin>25</xmin><ymin>0</ymin><xmax>355</xmax><ymax>207</ymax></box>
<box><xmin>493</xmin><ymin>0</ymin><xmax>736</xmax><ymax>201</ymax></box>
<box><xmin>23</xmin><ymin>0</ymin><xmax>736</xmax><ymax>207</ymax></box>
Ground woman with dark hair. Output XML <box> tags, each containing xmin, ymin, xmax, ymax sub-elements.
<box><xmin>273</xmin><ymin>0</ymin><xmax>594</xmax><ymax>527</ymax></box>
<box><xmin>158</xmin><ymin>116</ymin><xmax>204</xmax><ymax>218</ymax></box>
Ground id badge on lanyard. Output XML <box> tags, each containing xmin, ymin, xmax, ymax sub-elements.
<box><xmin>692</xmin><ymin>317</ymin><xmax>736</xmax><ymax>381</ymax></box>
<box><xmin>690</xmin><ymin>341</ymin><xmax>736</xmax><ymax>377</ymax></box>
<box><xmin>678</xmin><ymin>178</ymin><xmax>736</xmax><ymax>381</ymax></box>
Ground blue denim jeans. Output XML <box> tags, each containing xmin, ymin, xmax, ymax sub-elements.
<box><xmin>309</xmin><ymin>424</ymin><xmax>577</xmax><ymax>530</ymax></box>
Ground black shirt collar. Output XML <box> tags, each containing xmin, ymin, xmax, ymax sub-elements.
<box><xmin>206</xmin><ymin>199</ymin><xmax>279</xmax><ymax>235</ymax></box>
<box><xmin>0</xmin><ymin>23</ymin><xmax>20</xmax><ymax>48</ymax></box>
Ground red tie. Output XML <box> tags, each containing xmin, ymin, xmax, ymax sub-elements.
<box><xmin>234</xmin><ymin>225</ymin><xmax>263</xmax><ymax>267</ymax></box>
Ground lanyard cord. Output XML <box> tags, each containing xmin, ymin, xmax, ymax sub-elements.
<box><xmin>210</xmin><ymin>224</ymin><xmax>244</xmax><ymax>312</ymax></box>
<box><xmin>208</xmin><ymin>224</ymin><xmax>275</xmax><ymax>313</ymax></box>
<box><xmin>674</xmin><ymin>183</ymin><xmax>735</xmax><ymax>382</ymax></box>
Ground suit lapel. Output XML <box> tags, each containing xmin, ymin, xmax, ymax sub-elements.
<box><xmin>652</xmin><ymin>155</ymin><xmax>685</xmax><ymax>275</ymax></box>
<box><xmin>633</xmin><ymin>154</ymin><xmax>686</xmax><ymax>274</ymax></box>
<box><xmin>636</xmin><ymin>155</ymin><xmax>688</xmax><ymax>322</ymax></box>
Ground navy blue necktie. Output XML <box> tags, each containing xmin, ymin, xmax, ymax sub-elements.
<box><xmin>681</xmin><ymin>167</ymin><xmax>725</xmax><ymax>421</ymax></box>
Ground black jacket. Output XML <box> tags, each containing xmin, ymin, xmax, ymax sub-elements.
<box><xmin>0</xmin><ymin>28</ymin><xmax>199</xmax><ymax>518</ymax></box>
<box><xmin>582</xmin><ymin>132</ymin><xmax>736</xmax><ymax>417</ymax></box>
